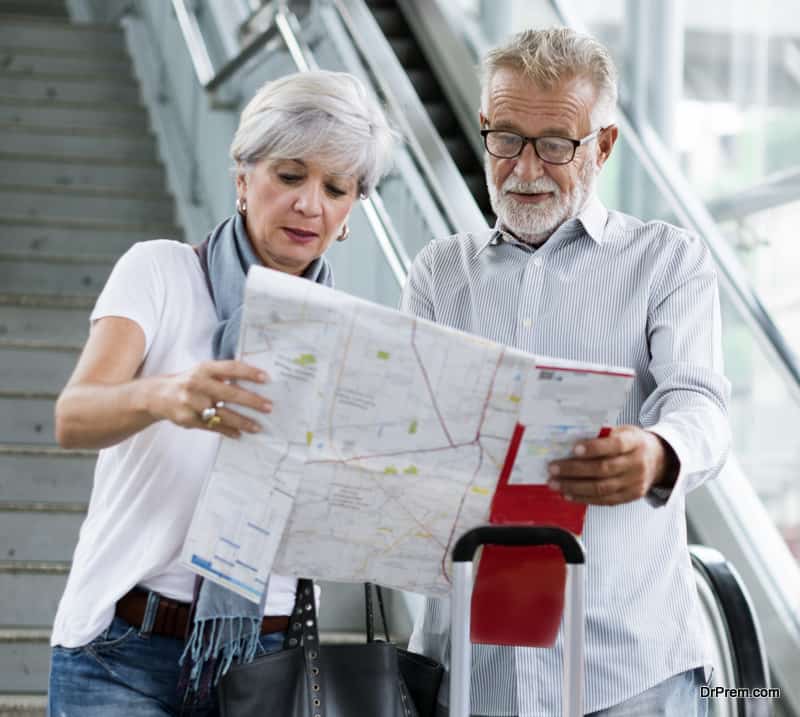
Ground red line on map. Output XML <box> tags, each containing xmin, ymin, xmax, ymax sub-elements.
<box><xmin>536</xmin><ymin>364</ymin><xmax>634</xmax><ymax>378</ymax></box>
<box><xmin>440</xmin><ymin>444</ymin><xmax>485</xmax><ymax>584</ymax></box>
<box><xmin>306</xmin><ymin>441</ymin><xmax>477</xmax><ymax>466</ymax></box>
<box><xmin>410</xmin><ymin>321</ymin><xmax>455</xmax><ymax>446</ymax></box>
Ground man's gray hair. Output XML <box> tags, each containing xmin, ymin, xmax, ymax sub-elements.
<box><xmin>481</xmin><ymin>27</ymin><xmax>618</xmax><ymax>127</ymax></box>
<box><xmin>231</xmin><ymin>71</ymin><xmax>394</xmax><ymax>197</ymax></box>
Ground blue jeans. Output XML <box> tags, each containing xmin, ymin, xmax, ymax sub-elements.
<box><xmin>48</xmin><ymin>616</ymin><xmax>285</xmax><ymax>716</ymax></box>
<box><xmin>436</xmin><ymin>667</ymin><xmax>708</xmax><ymax>716</ymax></box>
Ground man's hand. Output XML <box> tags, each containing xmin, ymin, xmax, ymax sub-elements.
<box><xmin>547</xmin><ymin>425</ymin><xmax>679</xmax><ymax>506</ymax></box>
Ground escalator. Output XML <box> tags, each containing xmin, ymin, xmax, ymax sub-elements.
<box><xmin>363</xmin><ymin>0</ymin><xmax>493</xmax><ymax>224</ymax></box>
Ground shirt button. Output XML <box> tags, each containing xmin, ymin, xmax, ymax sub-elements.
<box><xmin>522</xmin><ymin>318</ymin><xmax>532</xmax><ymax>329</ymax></box>
<box><xmin>532</xmin><ymin>257</ymin><xmax>543</xmax><ymax>267</ymax></box>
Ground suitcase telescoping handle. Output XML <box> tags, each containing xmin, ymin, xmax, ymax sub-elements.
<box><xmin>449</xmin><ymin>526</ymin><xmax>586</xmax><ymax>717</ymax></box>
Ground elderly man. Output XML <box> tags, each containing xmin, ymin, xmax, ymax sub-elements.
<box><xmin>402</xmin><ymin>27</ymin><xmax>729</xmax><ymax>717</ymax></box>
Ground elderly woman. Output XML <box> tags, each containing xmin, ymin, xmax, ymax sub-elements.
<box><xmin>48</xmin><ymin>70</ymin><xmax>394</xmax><ymax>716</ymax></box>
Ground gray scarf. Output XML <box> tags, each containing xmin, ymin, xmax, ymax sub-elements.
<box><xmin>181</xmin><ymin>212</ymin><xmax>332</xmax><ymax>695</ymax></box>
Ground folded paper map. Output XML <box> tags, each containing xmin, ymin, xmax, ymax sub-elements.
<box><xmin>181</xmin><ymin>267</ymin><xmax>634</xmax><ymax>602</ymax></box>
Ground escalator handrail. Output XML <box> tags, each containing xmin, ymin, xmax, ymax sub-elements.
<box><xmin>691</xmin><ymin>545</ymin><xmax>771</xmax><ymax>713</ymax></box>
<box><xmin>170</xmin><ymin>0</ymin><xmax>215</xmax><ymax>85</ymax></box>
<box><xmin>549</xmin><ymin>0</ymin><xmax>800</xmax><ymax>407</ymax></box>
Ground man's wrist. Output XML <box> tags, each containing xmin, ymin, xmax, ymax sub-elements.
<box><xmin>651</xmin><ymin>433</ymin><xmax>680</xmax><ymax>489</ymax></box>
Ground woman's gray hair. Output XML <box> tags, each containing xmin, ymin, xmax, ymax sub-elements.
<box><xmin>230</xmin><ymin>71</ymin><xmax>395</xmax><ymax>197</ymax></box>
<box><xmin>481</xmin><ymin>27</ymin><xmax>618</xmax><ymax>127</ymax></box>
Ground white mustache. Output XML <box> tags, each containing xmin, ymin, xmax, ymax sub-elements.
<box><xmin>502</xmin><ymin>178</ymin><xmax>560</xmax><ymax>195</ymax></box>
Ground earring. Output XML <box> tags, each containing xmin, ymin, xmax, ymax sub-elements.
<box><xmin>236</xmin><ymin>197</ymin><xmax>247</xmax><ymax>215</ymax></box>
<box><xmin>336</xmin><ymin>224</ymin><xmax>349</xmax><ymax>242</ymax></box>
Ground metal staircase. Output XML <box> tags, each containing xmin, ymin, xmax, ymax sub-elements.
<box><xmin>0</xmin><ymin>1</ymin><xmax>182</xmax><ymax>711</ymax></box>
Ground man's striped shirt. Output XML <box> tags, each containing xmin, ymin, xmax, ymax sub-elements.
<box><xmin>400</xmin><ymin>195</ymin><xmax>731</xmax><ymax>716</ymax></box>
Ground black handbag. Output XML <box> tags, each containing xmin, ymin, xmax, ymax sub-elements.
<box><xmin>218</xmin><ymin>579</ymin><xmax>443</xmax><ymax>717</ymax></box>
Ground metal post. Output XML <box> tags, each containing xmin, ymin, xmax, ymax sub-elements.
<box><xmin>450</xmin><ymin>561</ymin><xmax>473</xmax><ymax>717</ymax></box>
<box><xmin>562</xmin><ymin>564</ymin><xmax>585</xmax><ymax>717</ymax></box>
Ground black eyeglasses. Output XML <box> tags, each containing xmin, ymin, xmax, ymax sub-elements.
<box><xmin>481</xmin><ymin>128</ymin><xmax>605</xmax><ymax>165</ymax></box>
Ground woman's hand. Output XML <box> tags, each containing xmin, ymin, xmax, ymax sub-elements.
<box><xmin>55</xmin><ymin>317</ymin><xmax>271</xmax><ymax>449</ymax></box>
<box><xmin>150</xmin><ymin>360</ymin><xmax>271</xmax><ymax>439</ymax></box>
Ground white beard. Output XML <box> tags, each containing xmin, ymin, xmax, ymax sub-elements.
<box><xmin>486</xmin><ymin>157</ymin><xmax>598</xmax><ymax>244</ymax></box>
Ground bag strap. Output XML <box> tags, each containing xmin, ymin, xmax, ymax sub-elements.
<box><xmin>286</xmin><ymin>579</ymin><xmax>325</xmax><ymax>716</ymax></box>
<box><xmin>285</xmin><ymin>580</ymin><xmax>393</xmax><ymax>716</ymax></box>
<box><xmin>364</xmin><ymin>583</ymin><xmax>391</xmax><ymax>643</ymax></box>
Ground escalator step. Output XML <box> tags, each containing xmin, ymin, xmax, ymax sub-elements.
<box><xmin>463</xmin><ymin>172</ymin><xmax>488</xmax><ymax>198</ymax></box>
<box><xmin>406</xmin><ymin>68</ymin><xmax>441</xmax><ymax>101</ymax></box>
<box><xmin>368</xmin><ymin>7</ymin><xmax>407</xmax><ymax>37</ymax></box>
<box><xmin>443</xmin><ymin>136</ymin><xmax>477</xmax><ymax>169</ymax></box>
<box><xmin>389</xmin><ymin>36</ymin><xmax>420</xmax><ymax>67</ymax></box>
<box><xmin>424</xmin><ymin>101</ymin><xmax>459</xmax><ymax>134</ymax></box>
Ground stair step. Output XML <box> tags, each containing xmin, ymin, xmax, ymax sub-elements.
<box><xmin>0</xmin><ymin>396</ymin><xmax>56</xmax><ymax>445</ymax></box>
<box><xmin>0</xmin><ymin>345</ymin><xmax>79</xmax><ymax>395</ymax></box>
<box><xmin>0</xmin><ymin>214</ymin><xmax>182</xmax><ymax>236</ymax></box>
<box><xmin>0</xmin><ymin>445</ymin><xmax>95</xmax><ymax>503</ymax></box>
<box><xmin>0</xmin><ymin>100</ymin><xmax>149</xmax><ymax>132</ymax></box>
<box><xmin>0</xmin><ymin>75</ymin><xmax>140</xmax><ymax>105</ymax></box>
<box><xmin>0</xmin><ymin>45</ymin><xmax>130</xmax><ymax>78</ymax></box>
<box><xmin>0</xmin><ymin>181</ymin><xmax>166</xmax><ymax>202</ymax></box>
<box><xmin>0</xmin><ymin>693</ymin><xmax>46</xmax><ymax>717</ymax></box>
<box><xmin>0</xmin><ymin>187</ymin><xmax>175</xmax><ymax>224</ymax></box>
<box><xmin>0</xmin><ymin>254</ymin><xmax>113</xmax><ymax>296</ymax></box>
<box><xmin>0</xmin><ymin>304</ymin><xmax>89</xmax><ymax>346</ymax></box>
<box><xmin>0</xmin><ymin>17</ymin><xmax>125</xmax><ymax>55</ymax></box>
<box><xmin>0</xmin><ymin>155</ymin><xmax>165</xmax><ymax>194</ymax></box>
<box><xmin>0</xmin><ymin>293</ymin><xmax>94</xmax><ymax>310</ymax></box>
<box><xmin>0</xmin><ymin>219</ymin><xmax>180</xmax><ymax>257</ymax></box>
<box><xmin>0</xmin><ymin>0</ymin><xmax>67</xmax><ymax>17</ymax></box>
<box><xmin>0</xmin><ymin>126</ymin><xmax>157</xmax><ymax>162</ymax></box>
<box><xmin>0</xmin><ymin>628</ymin><xmax>50</xmax><ymax>694</ymax></box>
<box><xmin>0</xmin><ymin>510</ymin><xmax>84</xmax><ymax>563</ymax></box>
<box><xmin>0</xmin><ymin>629</ymin><xmax>367</xmax><ymax>699</ymax></box>
<box><xmin>0</xmin><ymin>560</ymin><xmax>70</xmax><ymax>627</ymax></box>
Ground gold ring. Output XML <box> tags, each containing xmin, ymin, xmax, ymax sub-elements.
<box><xmin>201</xmin><ymin>406</ymin><xmax>222</xmax><ymax>428</ymax></box>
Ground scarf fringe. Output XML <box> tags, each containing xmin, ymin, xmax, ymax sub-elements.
<box><xmin>179</xmin><ymin>615</ymin><xmax>262</xmax><ymax>699</ymax></box>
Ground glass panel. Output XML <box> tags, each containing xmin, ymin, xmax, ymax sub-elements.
<box><xmin>568</xmin><ymin>0</ymin><xmax>800</xmax><ymax>197</ymax></box>
<box><xmin>568</xmin><ymin>0</ymin><xmax>800</xmax><ymax>359</ymax></box>
<box><xmin>718</xmin><ymin>201</ymin><xmax>800</xmax><ymax>359</ymax></box>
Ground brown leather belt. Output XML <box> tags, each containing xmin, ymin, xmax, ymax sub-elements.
<box><xmin>115</xmin><ymin>588</ymin><xmax>289</xmax><ymax>640</ymax></box>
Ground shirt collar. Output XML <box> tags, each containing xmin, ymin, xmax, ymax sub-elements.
<box><xmin>475</xmin><ymin>194</ymin><xmax>609</xmax><ymax>256</ymax></box>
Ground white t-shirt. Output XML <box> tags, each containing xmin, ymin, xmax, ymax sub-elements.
<box><xmin>51</xmin><ymin>240</ymin><xmax>297</xmax><ymax>648</ymax></box>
